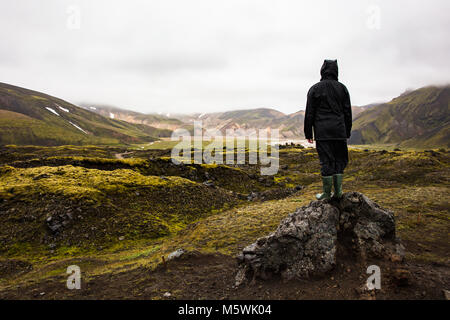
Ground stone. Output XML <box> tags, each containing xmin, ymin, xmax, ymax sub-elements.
<box><xmin>235</xmin><ymin>192</ymin><xmax>401</xmax><ymax>286</ymax></box>
<box><xmin>247</xmin><ymin>192</ymin><xmax>259</xmax><ymax>201</ymax></box>
<box><xmin>167</xmin><ymin>248</ymin><xmax>185</xmax><ymax>260</ymax></box>
<box><xmin>203</xmin><ymin>180</ymin><xmax>215</xmax><ymax>188</ymax></box>
<box><xmin>46</xmin><ymin>212</ymin><xmax>75</xmax><ymax>234</ymax></box>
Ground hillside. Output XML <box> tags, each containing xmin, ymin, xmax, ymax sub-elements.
<box><xmin>80</xmin><ymin>104</ymin><xmax>184</xmax><ymax>131</ymax></box>
<box><xmin>349</xmin><ymin>86</ymin><xmax>450</xmax><ymax>148</ymax></box>
<box><xmin>6</xmin><ymin>82</ymin><xmax>448</xmax><ymax>147</ymax></box>
<box><xmin>351</xmin><ymin>104</ymin><xmax>380</xmax><ymax>117</ymax></box>
<box><xmin>0</xmin><ymin>83</ymin><xmax>172</xmax><ymax>146</ymax></box>
<box><xmin>81</xmin><ymin>105</ymin><xmax>388</xmax><ymax>141</ymax></box>
<box><xmin>174</xmin><ymin>108</ymin><xmax>306</xmax><ymax>138</ymax></box>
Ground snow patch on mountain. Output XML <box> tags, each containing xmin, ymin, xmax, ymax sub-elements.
<box><xmin>45</xmin><ymin>107</ymin><xmax>60</xmax><ymax>116</ymax></box>
<box><xmin>69</xmin><ymin>121</ymin><xmax>87</xmax><ymax>134</ymax></box>
<box><xmin>55</xmin><ymin>104</ymin><xmax>69</xmax><ymax>113</ymax></box>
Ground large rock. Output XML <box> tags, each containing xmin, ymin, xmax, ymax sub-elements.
<box><xmin>235</xmin><ymin>192</ymin><xmax>403</xmax><ymax>285</ymax></box>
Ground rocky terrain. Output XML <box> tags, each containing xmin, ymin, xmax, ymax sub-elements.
<box><xmin>236</xmin><ymin>192</ymin><xmax>403</xmax><ymax>285</ymax></box>
<box><xmin>0</xmin><ymin>144</ymin><xmax>448</xmax><ymax>300</ymax></box>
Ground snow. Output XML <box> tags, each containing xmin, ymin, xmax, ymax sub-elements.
<box><xmin>198</xmin><ymin>113</ymin><xmax>205</xmax><ymax>119</ymax></box>
<box><xmin>109</xmin><ymin>112</ymin><xmax>115</xmax><ymax>119</ymax></box>
<box><xmin>69</xmin><ymin>121</ymin><xmax>87</xmax><ymax>134</ymax></box>
<box><xmin>45</xmin><ymin>107</ymin><xmax>60</xmax><ymax>116</ymax></box>
<box><xmin>55</xmin><ymin>104</ymin><xmax>69</xmax><ymax>113</ymax></box>
<box><xmin>89</xmin><ymin>106</ymin><xmax>97</xmax><ymax>110</ymax></box>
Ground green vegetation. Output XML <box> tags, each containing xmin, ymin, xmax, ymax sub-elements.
<box><xmin>0</xmin><ymin>145</ymin><xmax>448</xmax><ymax>294</ymax></box>
<box><xmin>1</xmin><ymin>79</ymin><xmax>449</xmax><ymax>298</ymax></box>
<box><xmin>350</xmin><ymin>85</ymin><xmax>450</xmax><ymax>148</ymax></box>
<box><xmin>0</xmin><ymin>163</ymin><xmax>243</xmax><ymax>251</ymax></box>
<box><xmin>0</xmin><ymin>145</ymin><xmax>125</xmax><ymax>164</ymax></box>
<box><xmin>0</xmin><ymin>82</ymin><xmax>172</xmax><ymax>146</ymax></box>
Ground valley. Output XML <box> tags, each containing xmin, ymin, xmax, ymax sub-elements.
<box><xmin>0</xmin><ymin>82</ymin><xmax>448</xmax><ymax>300</ymax></box>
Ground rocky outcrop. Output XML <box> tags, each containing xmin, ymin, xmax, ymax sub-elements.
<box><xmin>235</xmin><ymin>192</ymin><xmax>404</xmax><ymax>286</ymax></box>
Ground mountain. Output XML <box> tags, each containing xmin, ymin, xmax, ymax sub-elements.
<box><xmin>351</xmin><ymin>102</ymin><xmax>385</xmax><ymax>118</ymax></box>
<box><xmin>173</xmin><ymin>108</ymin><xmax>306</xmax><ymax>138</ymax></box>
<box><xmin>0</xmin><ymin>83</ymin><xmax>172</xmax><ymax>146</ymax></box>
<box><xmin>80</xmin><ymin>104</ymin><xmax>184</xmax><ymax>131</ymax></box>
<box><xmin>5</xmin><ymin>81</ymin><xmax>447</xmax><ymax>147</ymax></box>
<box><xmin>82</xmin><ymin>104</ymin><xmax>386</xmax><ymax>140</ymax></box>
<box><xmin>349</xmin><ymin>85</ymin><xmax>450</xmax><ymax>148</ymax></box>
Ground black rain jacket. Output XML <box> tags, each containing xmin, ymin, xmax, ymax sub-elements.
<box><xmin>304</xmin><ymin>60</ymin><xmax>352</xmax><ymax>140</ymax></box>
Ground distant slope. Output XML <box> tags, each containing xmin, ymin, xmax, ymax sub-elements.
<box><xmin>174</xmin><ymin>105</ymin><xmax>372</xmax><ymax>139</ymax></box>
<box><xmin>349</xmin><ymin>86</ymin><xmax>450</xmax><ymax>148</ymax></box>
<box><xmin>0</xmin><ymin>83</ymin><xmax>171</xmax><ymax>146</ymax></box>
<box><xmin>173</xmin><ymin>108</ymin><xmax>306</xmax><ymax>138</ymax></box>
<box><xmin>80</xmin><ymin>104</ymin><xmax>184</xmax><ymax>131</ymax></box>
<box><xmin>83</xmin><ymin>104</ymin><xmax>374</xmax><ymax>140</ymax></box>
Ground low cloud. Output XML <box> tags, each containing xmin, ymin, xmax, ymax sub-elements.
<box><xmin>0</xmin><ymin>0</ymin><xmax>449</xmax><ymax>114</ymax></box>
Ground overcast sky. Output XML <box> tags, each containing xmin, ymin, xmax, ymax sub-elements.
<box><xmin>0</xmin><ymin>0</ymin><xmax>449</xmax><ymax>115</ymax></box>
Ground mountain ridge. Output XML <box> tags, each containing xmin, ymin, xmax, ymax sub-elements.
<box><xmin>349</xmin><ymin>85</ymin><xmax>450</xmax><ymax>148</ymax></box>
<box><xmin>80</xmin><ymin>103</ymin><xmax>184</xmax><ymax>131</ymax></box>
<box><xmin>1</xmin><ymin>82</ymin><xmax>448</xmax><ymax>147</ymax></box>
<box><xmin>0</xmin><ymin>82</ymin><xmax>171</xmax><ymax>146</ymax></box>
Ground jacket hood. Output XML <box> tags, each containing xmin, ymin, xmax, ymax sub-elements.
<box><xmin>320</xmin><ymin>59</ymin><xmax>338</xmax><ymax>81</ymax></box>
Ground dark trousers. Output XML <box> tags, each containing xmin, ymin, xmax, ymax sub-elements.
<box><xmin>316</xmin><ymin>140</ymin><xmax>348</xmax><ymax>176</ymax></box>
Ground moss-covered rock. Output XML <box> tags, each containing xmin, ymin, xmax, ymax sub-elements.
<box><xmin>0</xmin><ymin>165</ymin><xmax>239</xmax><ymax>250</ymax></box>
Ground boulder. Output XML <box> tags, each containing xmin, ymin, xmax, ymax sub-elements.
<box><xmin>236</xmin><ymin>192</ymin><xmax>402</xmax><ymax>286</ymax></box>
<box><xmin>167</xmin><ymin>248</ymin><xmax>185</xmax><ymax>260</ymax></box>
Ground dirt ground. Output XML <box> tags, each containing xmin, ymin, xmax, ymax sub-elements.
<box><xmin>1</xmin><ymin>251</ymin><xmax>448</xmax><ymax>300</ymax></box>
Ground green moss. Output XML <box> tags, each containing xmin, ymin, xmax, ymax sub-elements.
<box><xmin>119</xmin><ymin>245</ymin><xmax>161</xmax><ymax>261</ymax></box>
<box><xmin>0</xmin><ymin>146</ymin><xmax>448</xmax><ymax>291</ymax></box>
<box><xmin>0</xmin><ymin>162</ymin><xmax>240</xmax><ymax>253</ymax></box>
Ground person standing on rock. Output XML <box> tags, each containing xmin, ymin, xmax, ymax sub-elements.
<box><xmin>304</xmin><ymin>59</ymin><xmax>352</xmax><ymax>200</ymax></box>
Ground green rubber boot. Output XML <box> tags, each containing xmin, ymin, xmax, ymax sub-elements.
<box><xmin>333</xmin><ymin>174</ymin><xmax>343</xmax><ymax>198</ymax></box>
<box><xmin>316</xmin><ymin>176</ymin><xmax>333</xmax><ymax>200</ymax></box>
